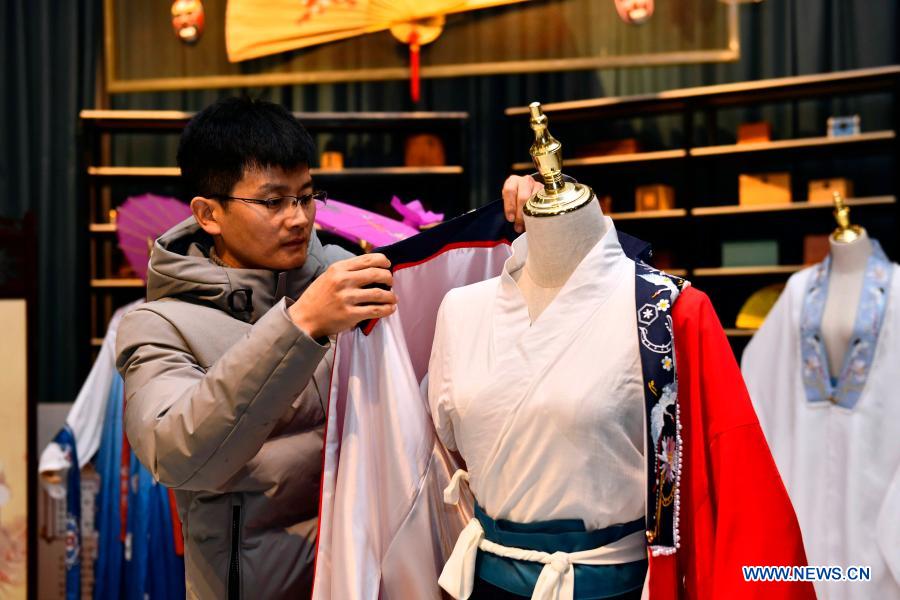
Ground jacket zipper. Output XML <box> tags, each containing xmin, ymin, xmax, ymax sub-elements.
<box><xmin>228</xmin><ymin>505</ymin><xmax>242</xmax><ymax>600</ymax></box>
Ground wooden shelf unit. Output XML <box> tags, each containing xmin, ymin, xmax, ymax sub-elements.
<box><xmin>509</xmin><ymin>131</ymin><xmax>894</xmax><ymax>170</ymax></box>
<box><xmin>610</xmin><ymin>208</ymin><xmax>688</xmax><ymax>221</ymax></box>
<box><xmin>691</xmin><ymin>196</ymin><xmax>896</xmax><ymax>216</ymax></box>
<box><xmin>689</xmin><ymin>130</ymin><xmax>895</xmax><ymax>158</ymax></box>
<box><xmin>81</xmin><ymin>109</ymin><xmax>469</xmax><ymax>131</ymax></box>
<box><xmin>724</xmin><ymin>328</ymin><xmax>758</xmax><ymax>338</ymax></box>
<box><xmin>506</xmin><ymin>67</ymin><xmax>900</xmax><ymax>358</ymax></box>
<box><xmin>505</xmin><ymin>66</ymin><xmax>900</xmax><ymax>120</ymax></box>
<box><xmin>87</xmin><ymin>165</ymin><xmax>466</xmax><ymax>178</ymax></box>
<box><xmin>81</xmin><ymin>109</ymin><xmax>470</xmax><ymax>354</ymax></box>
<box><xmin>511</xmin><ymin>149</ymin><xmax>686</xmax><ymax>171</ymax></box>
<box><xmin>692</xmin><ymin>265</ymin><xmax>806</xmax><ymax>277</ymax></box>
<box><xmin>90</xmin><ymin>278</ymin><xmax>146</xmax><ymax>288</ymax></box>
<box><xmin>88</xmin><ymin>166</ymin><xmax>180</xmax><ymax>177</ymax></box>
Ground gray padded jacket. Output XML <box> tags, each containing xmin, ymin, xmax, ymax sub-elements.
<box><xmin>116</xmin><ymin>217</ymin><xmax>351</xmax><ymax>599</ymax></box>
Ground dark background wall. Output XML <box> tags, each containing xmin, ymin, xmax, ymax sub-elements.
<box><xmin>1</xmin><ymin>0</ymin><xmax>897</xmax><ymax>401</ymax></box>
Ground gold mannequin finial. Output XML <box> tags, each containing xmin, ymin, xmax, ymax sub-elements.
<box><xmin>524</xmin><ymin>102</ymin><xmax>594</xmax><ymax>217</ymax></box>
<box><xmin>831</xmin><ymin>191</ymin><xmax>862</xmax><ymax>243</ymax></box>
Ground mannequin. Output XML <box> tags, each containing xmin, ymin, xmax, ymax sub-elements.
<box><xmin>429</xmin><ymin>104</ymin><xmax>655</xmax><ymax>599</ymax></box>
<box><xmin>512</xmin><ymin>199</ymin><xmax>609</xmax><ymax>321</ymax></box>
<box><xmin>821</xmin><ymin>230</ymin><xmax>872</xmax><ymax>378</ymax></box>
<box><xmin>741</xmin><ymin>196</ymin><xmax>900</xmax><ymax>600</ymax></box>
<box><xmin>511</xmin><ymin>102</ymin><xmax>611</xmax><ymax>322</ymax></box>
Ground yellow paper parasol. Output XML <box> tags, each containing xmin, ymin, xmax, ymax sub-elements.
<box><xmin>226</xmin><ymin>0</ymin><xmax>533</xmax><ymax>99</ymax></box>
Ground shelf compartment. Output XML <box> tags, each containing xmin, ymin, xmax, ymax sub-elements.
<box><xmin>88</xmin><ymin>166</ymin><xmax>180</xmax><ymax>177</ymax></box>
<box><xmin>692</xmin><ymin>265</ymin><xmax>805</xmax><ymax>277</ymax></box>
<box><xmin>91</xmin><ymin>278</ymin><xmax>145</xmax><ymax>288</ymax></box>
<box><xmin>313</xmin><ymin>166</ymin><xmax>464</xmax><ymax>176</ymax></box>
<box><xmin>690</xmin><ymin>131</ymin><xmax>895</xmax><ymax>158</ymax></box>
<box><xmin>80</xmin><ymin>109</ymin><xmax>469</xmax><ymax>130</ymax></box>
<box><xmin>87</xmin><ymin>165</ymin><xmax>464</xmax><ymax>177</ymax></box>
<box><xmin>725</xmin><ymin>328</ymin><xmax>758</xmax><ymax>338</ymax></box>
<box><xmin>511</xmin><ymin>149</ymin><xmax>686</xmax><ymax>171</ymax></box>
<box><xmin>691</xmin><ymin>195</ymin><xmax>896</xmax><ymax>216</ymax></box>
<box><xmin>505</xmin><ymin>66</ymin><xmax>900</xmax><ymax>120</ymax></box>
<box><xmin>611</xmin><ymin>208</ymin><xmax>688</xmax><ymax>221</ymax></box>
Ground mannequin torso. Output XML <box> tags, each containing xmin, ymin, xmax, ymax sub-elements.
<box><xmin>822</xmin><ymin>229</ymin><xmax>872</xmax><ymax>378</ymax></box>
<box><xmin>512</xmin><ymin>198</ymin><xmax>608</xmax><ymax>321</ymax></box>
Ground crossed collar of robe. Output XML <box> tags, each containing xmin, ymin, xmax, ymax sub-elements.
<box><xmin>800</xmin><ymin>241</ymin><xmax>893</xmax><ymax>410</ymax></box>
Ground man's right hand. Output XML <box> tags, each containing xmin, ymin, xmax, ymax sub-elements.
<box><xmin>288</xmin><ymin>253</ymin><xmax>397</xmax><ymax>339</ymax></box>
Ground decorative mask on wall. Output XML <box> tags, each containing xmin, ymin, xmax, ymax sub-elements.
<box><xmin>614</xmin><ymin>0</ymin><xmax>654</xmax><ymax>24</ymax></box>
<box><xmin>171</xmin><ymin>0</ymin><xmax>205</xmax><ymax>44</ymax></box>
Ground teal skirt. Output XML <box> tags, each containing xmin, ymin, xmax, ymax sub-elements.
<box><xmin>473</xmin><ymin>504</ymin><xmax>648</xmax><ymax>600</ymax></box>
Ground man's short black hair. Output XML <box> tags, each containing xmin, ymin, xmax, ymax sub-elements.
<box><xmin>177</xmin><ymin>96</ymin><xmax>316</xmax><ymax>198</ymax></box>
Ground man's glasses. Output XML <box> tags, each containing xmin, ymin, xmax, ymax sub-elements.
<box><xmin>211</xmin><ymin>190</ymin><xmax>327</xmax><ymax>215</ymax></box>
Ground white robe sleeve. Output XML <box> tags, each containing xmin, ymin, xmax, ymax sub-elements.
<box><xmin>876</xmin><ymin>463</ymin><xmax>900</xmax><ymax>586</ymax></box>
<box><xmin>38</xmin><ymin>299</ymin><xmax>143</xmax><ymax>473</ymax></box>
<box><xmin>741</xmin><ymin>274</ymin><xmax>805</xmax><ymax>451</ymax></box>
<box><xmin>427</xmin><ymin>299</ymin><xmax>457</xmax><ymax>452</ymax></box>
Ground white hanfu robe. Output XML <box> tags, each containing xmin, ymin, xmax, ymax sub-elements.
<box><xmin>428</xmin><ymin>221</ymin><xmax>646</xmax><ymax>531</ymax></box>
<box><xmin>742</xmin><ymin>246</ymin><xmax>900</xmax><ymax>600</ymax></box>
<box><xmin>314</xmin><ymin>200</ymin><xmax>815</xmax><ymax>600</ymax></box>
<box><xmin>39</xmin><ymin>299</ymin><xmax>144</xmax><ymax>473</ymax></box>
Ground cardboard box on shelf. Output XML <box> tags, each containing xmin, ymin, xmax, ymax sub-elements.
<box><xmin>739</xmin><ymin>172</ymin><xmax>792</xmax><ymax>206</ymax></box>
<box><xmin>574</xmin><ymin>138</ymin><xmax>640</xmax><ymax>157</ymax></box>
<box><xmin>721</xmin><ymin>240</ymin><xmax>779</xmax><ymax>267</ymax></box>
<box><xmin>651</xmin><ymin>248</ymin><xmax>677</xmax><ymax>270</ymax></box>
<box><xmin>635</xmin><ymin>184</ymin><xmax>675</xmax><ymax>211</ymax></box>
<box><xmin>737</xmin><ymin>122</ymin><xmax>772</xmax><ymax>144</ymax></box>
<box><xmin>804</xmin><ymin>234</ymin><xmax>831</xmax><ymax>264</ymax></box>
<box><xmin>598</xmin><ymin>194</ymin><xmax>614</xmax><ymax>214</ymax></box>
<box><xmin>320</xmin><ymin>151</ymin><xmax>344</xmax><ymax>170</ymax></box>
<box><xmin>827</xmin><ymin>115</ymin><xmax>861</xmax><ymax>138</ymax></box>
<box><xmin>808</xmin><ymin>178</ymin><xmax>854</xmax><ymax>203</ymax></box>
<box><xmin>404</xmin><ymin>134</ymin><xmax>446</xmax><ymax>167</ymax></box>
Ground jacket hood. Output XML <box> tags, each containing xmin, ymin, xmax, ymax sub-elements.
<box><xmin>146</xmin><ymin>216</ymin><xmax>346</xmax><ymax>323</ymax></box>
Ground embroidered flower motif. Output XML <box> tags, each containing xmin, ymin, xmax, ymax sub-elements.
<box><xmin>870</xmin><ymin>285</ymin><xmax>887</xmax><ymax>310</ymax></box>
<box><xmin>848</xmin><ymin>357</ymin><xmax>867</xmax><ymax>382</ymax></box>
<box><xmin>650</xmin><ymin>384</ymin><xmax>677</xmax><ymax>447</ymax></box>
<box><xmin>658</xmin><ymin>436</ymin><xmax>677</xmax><ymax>482</ymax></box>
<box><xmin>803</xmin><ymin>353</ymin><xmax>821</xmax><ymax>374</ymax></box>
<box><xmin>661</xmin><ymin>356</ymin><xmax>673</xmax><ymax>371</ymax></box>
<box><xmin>656</xmin><ymin>298</ymin><xmax>670</xmax><ymax>312</ymax></box>
<box><xmin>642</xmin><ymin>308</ymin><xmax>655</xmax><ymax>320</ymax></box>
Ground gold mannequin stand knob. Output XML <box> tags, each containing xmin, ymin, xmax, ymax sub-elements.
<box><xmin>524</xmin><ymin>102</ymin><xmax>594</xmax><ymax>217</ymax></box>
<box><xmin>831</xmin><ymin>191</ymin><xmax>862</xmax><ymax>243</ymax></box>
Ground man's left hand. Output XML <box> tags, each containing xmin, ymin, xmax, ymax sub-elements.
<box><xmin>501</xmin><ymin>174</ymin><xmax>543</xmax><ymax>234</ymax></box>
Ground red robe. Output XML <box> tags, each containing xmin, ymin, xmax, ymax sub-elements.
<box><xmin>655</xmin><ymin>286</ymin><xmax>816</xmax><ymax>600</ymax></box>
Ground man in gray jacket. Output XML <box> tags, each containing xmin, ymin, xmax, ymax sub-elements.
<box><xmin>115</xmin><ymin>97</ymin><xmax>398</xmax><ymax>599</ymax></box>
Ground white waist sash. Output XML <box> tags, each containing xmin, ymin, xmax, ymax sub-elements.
<box><xmin>438</xmin><ymin>470</ymin><xmax>648</xmax><ymax>600</ymax></box>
